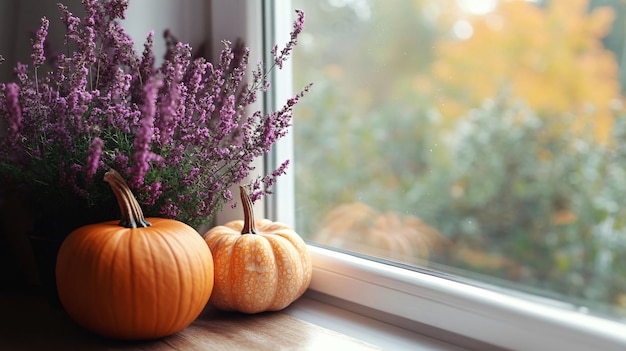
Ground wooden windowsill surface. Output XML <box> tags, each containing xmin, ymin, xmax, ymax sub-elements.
<box><xmin>0</xmin><ymin>287</ymin><xmax>382</xmax><ymax>351</ymax></box>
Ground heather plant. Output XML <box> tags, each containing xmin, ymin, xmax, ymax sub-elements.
<box><xmin>0</xmin><ymin>0</ymin><xmax>309</xmax><ymax>228</ymax></box>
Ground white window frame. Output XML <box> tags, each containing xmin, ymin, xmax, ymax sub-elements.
<box><xmin>213</xmin><ymin>1</ymin><xmax>626</xmax><ymax>350</ymax></box>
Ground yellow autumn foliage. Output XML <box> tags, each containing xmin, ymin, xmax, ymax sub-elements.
<box><xmin>430</xmin><ymin>0</ymin><xmax>621</xmax><ymax>144</ymax></box>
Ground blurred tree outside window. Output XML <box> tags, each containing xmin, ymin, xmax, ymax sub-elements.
<box><xmin>291</xmin><ymin>0</ymin><xmax>626</xmax><ymax>319</ymax></box>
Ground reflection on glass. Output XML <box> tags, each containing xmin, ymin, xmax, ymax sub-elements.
<box><xmin>292</xmin><ymin>0</ymin><xmax>626</xmax><ymax>318</ymax></box>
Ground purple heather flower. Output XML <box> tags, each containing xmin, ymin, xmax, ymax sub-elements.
<box><xmin>227</xmin><ymin>42</ymin><xmax>250</xmax><ymax>97</ymax></box>
<box><xmin>14</xmin><ymin>63</ymin><xmax>29</xmax><ymax>85</ymax></box>
<box><xmin>249</xmin><ymin>159</ymin><xmax>290</xmax><ymax>203</ymax></box>
<box><xmin>216</xmin><ymin>94</ymin><xmax>237</xmax><ymax>139</ymax></box>
<box><xmin>156</xmin><ymin>82</ymin><xmax>178</xmax><ymax>146</ymax></box>
<box><xmin>107</xmin><ymin>22</ymin><xmax>138</xmax><ymax>68</ymax></box>
<box><xmin>222</xmin><ymin>189</ymin><xmax>233</xmax><ymax>202</ymax></box>
<box><xmin>155</xmin><ymin>42</ymin><xmax>189</xmax><ymax>145</ymax></box>
<box><xmin>141</xmin><ymin>181</ymin><xmax>162</xmax><ymax>206</ymax></box>
<box><xmin>84</xmin><ymin>137</ymin><xmax>104</xmax><ymax>182</ymax></box>
<box><xmin>113</xmin><ymin>153</ymin><xmax>131</xmax><ymax>175</ymax></box>
<box><xmin>104</xmin><ymin>0</ymin><xmax>129</xmax><ymax>20</ymax></box>
<box><xmin>161</xmin><ymin>199</ymin><xmax>181</xmax><ymax>218</ymax></box>
<box><xmin>66</xmin><ymin>163</ymin><xmax>89</xmax><ymax>199</ymax></box>
<box><xmin>131</xmin><ymin>78</ymin><xmax>160</xmax><ymax>188</ymax></box>
<box><xmin>58</xmin><ymin>4</ymin><xmax>80</xmax><ymax>35</ymax></box>
<box><xmin>133</xmin><ymin>31</ymin><xmax>156</xmax><ymax>101</ymax></box>
<box><xmin>182</xmin><ymin>167</ymin><xmax>200</xmax><ymax>186</ymax></box>
<box><xmin>272</xmin><ymin>9</ymin><xmax>305</xmax><ymax>69</ymax></box>
<box><xmin>181</xmin><ymin>58</ymin><xmax>207</xmax><ymax>125</ymax></box>
<box><xmin>31</xmin><ymin>17</ymin><xmax>49</xmax><ymax>67</ymax></box>
<box><xmin>4</xmin><ymin>83</ymin><xmax>22</xmax><ymax>144</ymax></box>
<box><xmin>83</xmin><ymin>0</ymin><xmax>100</xmax><ymax>33</ymax></box>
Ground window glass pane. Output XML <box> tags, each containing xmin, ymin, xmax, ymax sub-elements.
<box><xmin>291</xmin><ymin>0</ymin><xmax>626</xmax><ymax>318</ymax></box>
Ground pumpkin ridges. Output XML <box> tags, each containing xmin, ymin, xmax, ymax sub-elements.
<box><xmin>259</xmin><ymin>228</ymin><xmax>312</xmax><ymax>298</ymax></box>
<box><xmin>139</xmin><ymin>228</ymin><xmax>160</xmax><ymax>338</ymax></box>
<box><xmin>207</xmin><ymin>233</ymin><xmax>238</xmax><ymax>310</ymax></box>
<box><xmin>120</xmin><ymin>226</ymin><xmax>212</xmax><ymax>338</ymax></box>
<box><xmin>130</xmin><ymin>230</ymin><xmax>180</xmax><ymax>337</ymax></box>
<box><xmin>156</xmin><ymin>229</ymin><xmax>186</xmax><ymax>333</ymax></box>
<box><xmin>229</xmin><ymin>237</ymin><xmax>247</xmax><ymax>311</ymax></box>
<box><xmin>262</xmin><ymin>234</ymin><xmax>304</xmax><ymax>311</ymax></box>
<box><xmin>232</xmin><ymin>235</ymin><xmax>278</xmax><ymax>313</ymax></box>
<box><xmin>205</xmin><ymin>233</ymin><xmax>231</xmax><ymax>310</ymax></box>
<box><xmin>58</xmin><ymin>227</ymin><xmax>127</xmax><ymax>336</ymax></box>
<box><xmin>127</xmin><ymin>232</ymin><xmax>139</xmax><ymax>334</ymax></box>
<box><xmin>138</xmin><ymin>229</ymin><xmax>169</xmax><ymax>335</ymax></box>
<box><xmin>148</xmin><ymin>230</ymin><xmax>173</xmax><ymax>334</ymax></box>
<box><xmin>173</xmin><ymin>233</ymin><xmax>204</xmax><ymax>326</ymax></box>
<box><xmin>160</xmin><ymin>227</ymin><xmax>209</xmax><ymax>331</ymax></box>
<box><xmin>95</xmin><ymin>229</ymin><xmax>123</xmax><ymax>334</ymax></box>
<box><xmin>129</xmin><ymin>231</ymin><xmax>167</xmax><ymax>338</ymax></box>
<box><xmin>150</xmin><ymin>227</ymin><xmax>192</xmax><ymax>336</ymax></box>
<box><xmin>107</xmin><ymin>231</ymin><xmax>129</xmax><ymax>337</ymax></box>
<box><xmin>207</xmin><ymin>231</ymin><xmax>276</xmax><ymax>313</ymax></box>
<box><xmin>88</xmin><ymin>232</ymin><xmax>119</xmax><ymax>334</ymax></box>
<box><xmin>115</xmin><ymin>230</ymin><xmax>136</xmax><ymax>337</ymax></box>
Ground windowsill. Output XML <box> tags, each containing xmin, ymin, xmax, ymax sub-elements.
<box><xmin>0</xmin><ymin>286</ymin><xmax>466</xmax><ymax>350</ymax></box>
<box><xmin>287</xmin><ymin>291</ymin><xmax>473</xmax><ymax>351</ymax></box>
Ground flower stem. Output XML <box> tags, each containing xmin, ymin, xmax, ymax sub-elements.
<box><xmin>34</xmin><ymin>67</ymin><xmax>40</xmax><ymax>95</ymax></box>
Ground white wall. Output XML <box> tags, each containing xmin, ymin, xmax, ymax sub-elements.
<box><xmin>121</xmin><ymin>0</ymin><xmax>209</xmax><ymax>65</ymax></box>
<box><xmin>0</xmin><ymin>0</ymin><xmax>209</xmax><ymax>81</ymax></box>
<box><xmin>0</xmin><ymin>0</ymin><xmax>18</xmax><ymax>82</ymax></box>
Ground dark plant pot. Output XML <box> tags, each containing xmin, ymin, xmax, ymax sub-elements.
<box><xmin>28</xmin><ymin>234</ymin><xmax>64</xmax><ymax>307</ymax></box>
<box><xmin>28</xmin><ymin>204</ymin><xmax>118</xmax><ymax>308</ymax></box>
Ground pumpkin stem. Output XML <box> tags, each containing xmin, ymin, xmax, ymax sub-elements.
<box><xmin>104</xmin><ymin>169</ymin><xmax>151</xmax><ymax>228</ymax></box>
<box><xmin>240</xmin><ymin>185</ymin><xmax>257</xmax><ymax>234</ymax></box>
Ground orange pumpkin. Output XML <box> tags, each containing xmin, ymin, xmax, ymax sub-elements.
<box><xmin>56</xmin><ymin>169</ymin><xmax>214</xmax><ymax>340</ymax></box>
<box><xmin>203</xmin><ymin>186</ymin><xmax>312</xmax><ymax>314</ymax></box>
<box><xmin>314</xmin><ymin>202</ymin><xmax>446</xmax><ymax>263</ymax></box>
